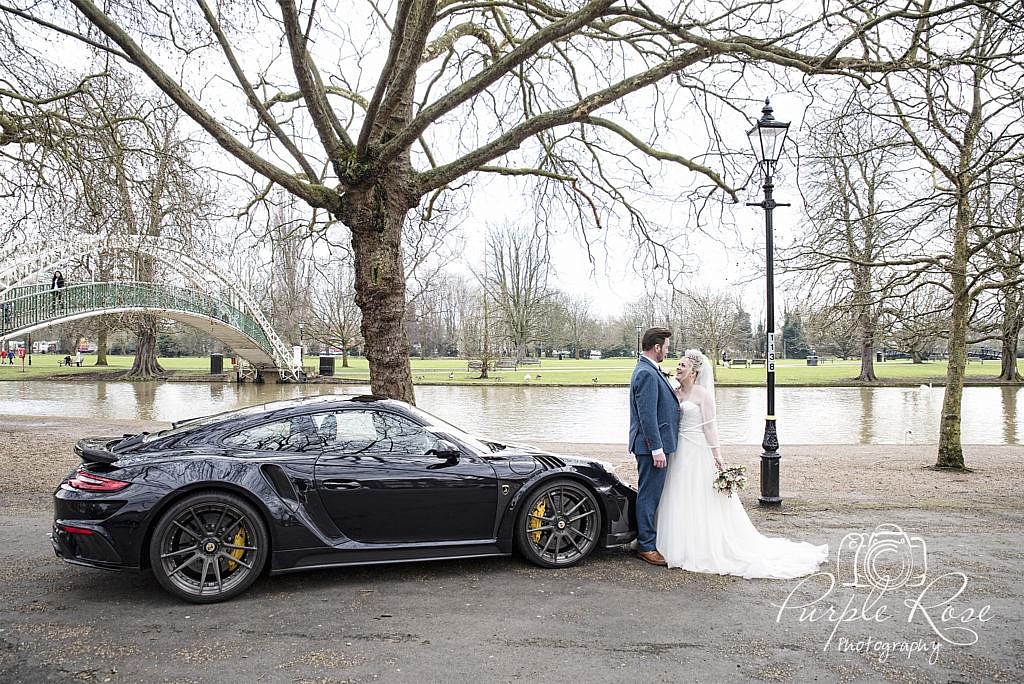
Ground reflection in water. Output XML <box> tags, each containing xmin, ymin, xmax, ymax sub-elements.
<box><xmin>132</xmin><ymin>382</ymin><xmax>157</xmax><ymax>421</ymax></box>
<box><xmin>1004</xmin><ymin>386</ymin><xmax>1020</xmax><ymax>445</ymax></box>
<box><xmin>859</xmin><ymin>387</ymin><xmax>874</xmax><ymax>445</ymax></box>
<box><xmin>0</xmin><ymin>381</ymin><xmax>1017</xmax><ymax>445</ymax></box>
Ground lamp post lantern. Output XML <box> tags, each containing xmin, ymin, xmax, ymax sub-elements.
<box><xmin>635</xmin><ymin>324</ymin><xmax>642</xmax><ymax>358</ymax></box>
<box><xmin>746</xmin><ymin>98</ymin><xmax>790</xmax><ymax>508</ymax></box>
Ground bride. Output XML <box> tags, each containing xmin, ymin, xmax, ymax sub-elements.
<box><xmin>655</xmin><ymin>349</ymin><xmax>828</xmax><ymax>578</ymax></box>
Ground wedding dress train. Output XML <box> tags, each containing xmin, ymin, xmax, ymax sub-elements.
<box><xmin>655</xmin><ymin>400</ymin><xmax>828</xmax><ymax>579</ymax></box>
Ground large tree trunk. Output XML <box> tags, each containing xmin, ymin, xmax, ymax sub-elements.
<box><xmin>95</xmin><ymin>324</ymin><xmax>109</xmax><ymax>366</ymax></box>
<box><xmin>126</xmin><ymin>315</ymin><xmax>165</xmax><ymax>379</ymax></box>
<box><xmin>856</xmin><ymin>317</ymin><xmax>880</xmax><ymax>382</ymax></box>
<box><xmin>478</xmin><ymin>288</ymin><xmax>491</xmax><ymax>379</ymax></box>
<box><xmin>341</xmin><ymin>181</ymin><xmax>415</xmax><ymax>404</ymax></box>
<box><xmin>854</xmin><ymin>267</ymin><xmax>878</xmax><ymax>382</ymax></box>
<box><xmin>998</xmin><ymin>295</ymin><xmax>1022</xmax><ymax>382</ymax></box>
<box><xmin>937</xmin><ymin>208</ymin><xmax>970</xmax><ymax>470</ymax></box>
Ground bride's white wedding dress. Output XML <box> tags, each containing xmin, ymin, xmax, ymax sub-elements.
<box><xmin>655</xmin><ymin>399</ymin><xmax>829</xmax><ymax>579</ymax></box>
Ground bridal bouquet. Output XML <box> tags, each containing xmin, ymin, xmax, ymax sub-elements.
<box><xmin>713</xmin><ymin>466</ymin><xmax>747</xmax><ymax>497</ymax></box>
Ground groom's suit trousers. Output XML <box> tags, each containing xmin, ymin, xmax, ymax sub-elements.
<box><xmin>634</xmin><ymin>452</ymin><xmax>669</xmax><ymax>552</ymax></box>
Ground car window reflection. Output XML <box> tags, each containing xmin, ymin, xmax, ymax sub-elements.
<box><xmin>224</xmin><ymin>409</ymin><xmax>440</xmax><ymax>458</ymax></box>
<box><xmin>223</xmin><ymin>415</ymin><xmax>321</xmax><ymax>453</ymax></box>
<box><xmin>318</xmin><ymin>410</ymin><xmax>437</xmax><ymax>459</ymax></box>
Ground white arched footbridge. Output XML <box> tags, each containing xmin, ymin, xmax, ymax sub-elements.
<box><xmin>0</xmin><ymin>235</ymin><xmax>302</xmax><ymax>382</ymax></box>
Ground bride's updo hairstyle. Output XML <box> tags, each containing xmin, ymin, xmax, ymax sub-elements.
<box><xmin>684</xmin><ymin>349</ymin><xmax>704</xmax><ymax>376</ymax></box>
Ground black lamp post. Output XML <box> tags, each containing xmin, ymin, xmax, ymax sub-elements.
<box><xmin>746</xmin><ymin>98</ymin><xmax>790</xmax><ymax>508</ymax></box>
<box><xmin>635</xmin><ymin>324</ymin><xmax>642</xmax><ymax>358</ymax></box>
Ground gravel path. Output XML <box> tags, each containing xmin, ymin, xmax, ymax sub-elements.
<box><xmin>1</xmin><ymin>414</ymin><xmax>1021</xmax><ymax>682</ymax></box>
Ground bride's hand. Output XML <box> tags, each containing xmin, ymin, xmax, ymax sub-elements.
<box><xmin>713</xmin><ymin>455</ymin><xmax>724</xmax><ymax>471</ymax></box>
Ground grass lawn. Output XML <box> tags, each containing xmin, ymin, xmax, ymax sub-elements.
<box><xmin>0</xmin><ymin>353</ymin><xmax>220</xmax><ymax>380</ymax></box>
<box><xmin>1</xmin><ymin>353</ymin><xmax>1019</xmax><ymax>386</ymax></box>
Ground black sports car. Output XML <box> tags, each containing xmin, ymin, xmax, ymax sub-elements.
<box><xmin>52</xmin><ymin>395</ymin><xmax>637</xmax><ymax>602</ymax></box>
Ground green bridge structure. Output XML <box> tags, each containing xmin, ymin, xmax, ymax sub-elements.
<box><xmin>0</xmin><ymin>235</ymin><xmax>303</xmax><ymax>382</ymax></box>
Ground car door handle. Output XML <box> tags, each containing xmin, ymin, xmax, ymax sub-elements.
<box><xmin>322</xmin><ymin>479</ymin><xmax>362</xmax><ymax>490</ymax></box>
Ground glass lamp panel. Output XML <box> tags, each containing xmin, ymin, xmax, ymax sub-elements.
<box><xmin>747</xmin><ymin>127</ymin><xmax>765</xmax><ymax>163</ymax></box>
<box><xmin>759</xmin><ymin>125</ymin><xmax>788</xmax><ymax>163</ymax></box>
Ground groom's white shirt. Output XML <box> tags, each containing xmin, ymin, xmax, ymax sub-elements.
<box><xmin>634</xmin><ymin>354</ymin><xmax>668</xmax><ymax>459</ymax></box>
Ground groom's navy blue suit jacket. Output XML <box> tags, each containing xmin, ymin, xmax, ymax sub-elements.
<box><xmin>628</xmin><ymin>357</ymin><xmax>680</xmax><ymax>456</ymax></box>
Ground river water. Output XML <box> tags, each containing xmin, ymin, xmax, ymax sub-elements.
<box><xmin>0</xmin><ymin>381</ymin><xmax>1019</xmax><ymax>445</ymax></box>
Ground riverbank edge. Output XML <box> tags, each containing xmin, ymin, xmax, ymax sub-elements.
<box><xmin>2</xmin><ymin>373</ymin><xmax>1022</xmax><ymax>388</ymax></box>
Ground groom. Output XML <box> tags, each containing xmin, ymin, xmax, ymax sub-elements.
<box><xmin>629</xmin><ymin>327</ymin><xmax>679</xmax><ymax>566</ymax></box>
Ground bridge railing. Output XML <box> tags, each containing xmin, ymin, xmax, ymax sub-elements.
<box><xmin>0</xmin><ymin>281</ymin><xmax>272</xmax><ymax>353</ymax></box>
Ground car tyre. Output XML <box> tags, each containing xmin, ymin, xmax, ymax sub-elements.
<box><xmin>149</xmin><ymin>491</ymin><xmax>268</xmax><ymax>603</ymax></box>
<box><xmin>516</xmin><ymin>478</ymin><xmax>601</xmax><ymax>568</ymax></box>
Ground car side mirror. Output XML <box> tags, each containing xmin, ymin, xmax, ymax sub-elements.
<box><xmin>427</xmin><ymin>439</ymin><xmax>461</xmax><ymax>459</ymax></box>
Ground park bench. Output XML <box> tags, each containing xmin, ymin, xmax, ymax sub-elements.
<box><xmin>729</xmin><ymin>358</ymin><xmax>750</xmax><ymax>368</ymax></box>
<box><xmin>519</xmin><ymin>357</ymin><xmax>541</xmax><ymax>366</ymax></box>
<box><xmin>467</xmin><ymin>358</ymin><xmax>518</xmax><ymax>371</ymax></box>
<box><xmin>752</xmin><ymin>358</ymin><xmax>766</xmax><ymax>366</ymax></box>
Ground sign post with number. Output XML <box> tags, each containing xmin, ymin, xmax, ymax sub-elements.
<box><xmin>18</xmin><ymin>346</ymin><xmax>25</xmax><ymax>373</ymax></box>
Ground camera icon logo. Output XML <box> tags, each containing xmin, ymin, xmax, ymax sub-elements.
<box><xmin>837</xmin><ymin>523</ymin><xmax>928</xmax><ymax>590</ymax></box>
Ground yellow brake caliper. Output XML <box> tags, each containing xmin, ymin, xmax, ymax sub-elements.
<box><xmin>226</xmin><ymin>526</ymin><xmax>246</xmax><ymax>571</ymax></box>
<box><xmin>528</xmin><ymin>500</ymin><xmax>546</xmax><ymax>543</ymax></box>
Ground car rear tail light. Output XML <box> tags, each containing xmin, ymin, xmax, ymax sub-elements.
<box><xmin>56</xmin><ymin>523</ymin><xmax>95</xmax><ymax>535</ymax></box>
<box><xmin>68</xmin><ymin>471</ymin><xmax>130</xmax><ymax>492</ymax></box>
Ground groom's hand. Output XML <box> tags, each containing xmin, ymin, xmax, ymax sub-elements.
<box><xmin>652</xmin><ymin>449</ymin><xmax>667</xmax><ymax>468</ymax></box>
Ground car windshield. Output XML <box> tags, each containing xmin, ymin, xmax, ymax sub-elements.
<box><xmin>402</xmin><ymin>405</ymin><xmax>498</xmax><ymax>454</ymax></box>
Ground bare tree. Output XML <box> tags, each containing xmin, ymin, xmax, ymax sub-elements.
<box><xmin>882</xmin><ymin>287</ymin><xmax>949</xmax><ymax>364</ymax></box>
<box><xmin>309</xmin><ymin>260</ymin><xmax>362</xmax><ymax>368</ymax></box>
<box><xmin>1</xmin><ymin>0</ymin><xmax>981</xmax><ymax>401</ymax></box>
<box><xmin>868</xmin><ymin>3</ymin><xmax>1024</xmax><ymax>468</ymax></box>
<box><xmin>785</xmin><ymin>93</ymin><xmax>923</xmax><ymax>381</ymax></box>
<box><xmin>267</xmin><ymin>196</ymin><xmax>313</xmax><ymax>348</ymax></box>
<box><xmin>676</xmin><ymin>286</ymin><xmax>743</xmax><ymax>378</ymax></box>
<box><xmin>975</xmin><ymin>172</ymin><xmax>1024</xmax><ymax>381</ymax></box>
<box><xmin>563</xmin><ymin>294</ymin><xmax>595</xmax><ymax>359</ymax></box>
<box><xmin>485</xmin><ymin>224</ymin><xmax>551</xmax><ymax>361</ymax></box>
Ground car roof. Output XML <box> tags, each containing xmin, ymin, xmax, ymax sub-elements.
<box><xmin>169</xmin><ymin>394</ymin><xmax>404</xmax><ymax>430</ymax></box>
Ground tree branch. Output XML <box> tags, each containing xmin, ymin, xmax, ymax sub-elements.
<box><xmin>196</xmin><ymin>0</ymin><xmax>319</xmax><ymax>181</ymax></box>
<box><xmin>416</xmin><ymin>46</ymin><xmax>710</xmax><ymax>193</ymax></box>
<box><xmin>379</xmin><ymin>0</ymin><xmax>615</xmax><ymax>166</ymax></box>
<box><xmin>68</xmin><ymin>0</ymin><xmax>338</xmax><ymax>211</ymax></box>
<box><xmin>584</xmin><ymin>116</ymin><xmax>738</xmax><ymax>201</ymax></box>
<box><xmin>277</xmin><ymin>0</ymin><xmax>352</xmax><ymax>158</ymax></box>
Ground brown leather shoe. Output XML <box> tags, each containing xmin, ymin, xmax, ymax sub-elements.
<box><xmin>636</xmin><ymin>549</ymin><xmax>667</xmax><ymax>566</ymax></box>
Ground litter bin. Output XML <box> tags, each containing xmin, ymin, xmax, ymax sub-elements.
<box><xmin>876</xmin><ymin>351</ymin><xmax>883</xmax><ymax>362</ymax></box>
<box><xmin>210</xmin><ymin>353</ymin><xmax>224</xmax><ymax>374</ymax></box>
<box><xmin>319</xmin><ymin>355</ymin><xmax>335</xmax><ymax>377</ymax></box>
<box><xmin>806</xmin><ymin>355</ymin><xmax>818</xmax><ymax>366</ymax></box>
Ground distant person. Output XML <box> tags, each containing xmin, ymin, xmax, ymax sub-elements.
<box><xmin>75</xmin><ymin>349</ymin><xmax>83</xmax><ymax>367</ymax></box>
<box><xmin>1</xmin><ymin>350</ymin><xmax>6</xmax><ymax>365</ymax></box>
<box><xmin>50</xmin><ymin>270</ymin><xmax>66</xmax><ymax>311</ymax></box>
<box><xmin>63</xmin><ymin>354</ymin><xmax>72</xmax><ymax>367</ymax></box>
<box><xmin>0</xmin><ymin>300</ymin><xmax>11</xmax><ymax>330</ymax></box>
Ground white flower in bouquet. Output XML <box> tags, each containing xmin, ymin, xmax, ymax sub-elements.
<box><xmin>712</xmin><ymin>466</ymin><xmax>747</xmax><ymax>497</ymax></box>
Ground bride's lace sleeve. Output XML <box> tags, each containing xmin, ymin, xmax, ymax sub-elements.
<box><xmin>699</xmin><ymin>388</ymin><xmax>722</xmax><ymax>458</ymax></box>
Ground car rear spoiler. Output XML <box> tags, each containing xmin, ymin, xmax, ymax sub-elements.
<box><xmin>74</xmin><ymin>438</ymin><xmax>120</xmax><ymax>465</ymax></box>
